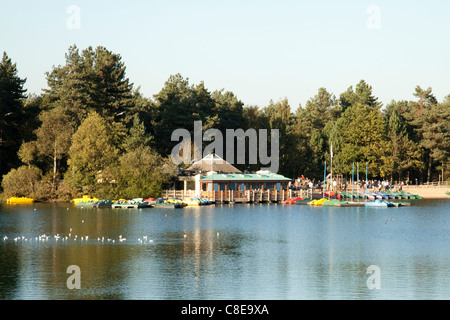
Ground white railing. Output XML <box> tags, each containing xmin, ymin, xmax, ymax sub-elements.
<box><xmin>161</xmin><ymin>189</ymin><xmax>315</xmax><ymax>203</ymax></box>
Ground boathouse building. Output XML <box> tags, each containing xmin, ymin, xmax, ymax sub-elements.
<box><xmin>168</xmin><ymin>154</ymin><xmax>292</xmax><ymax>203</ymax></box>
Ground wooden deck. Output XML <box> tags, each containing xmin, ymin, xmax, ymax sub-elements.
<box><xmin>162</xmin><ymin>189</ymin><xmax>317</xmax><ymax>203</ymax></box>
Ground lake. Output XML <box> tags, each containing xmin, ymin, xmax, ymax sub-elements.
<box><xmin>0</xmin><ymin>199</ymin><xmax>449</xmax><ymax>300</ymax></box>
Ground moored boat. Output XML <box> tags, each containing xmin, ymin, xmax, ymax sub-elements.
<box><xmin>76</xmin><ymin>200</ymin><xmax>96</xmax><ymax>207</ymax></box>
<box><xmin>391</xmin><ymin>202</ymin><xmax>411</xmax><ymax>207</ymax></box>
<box><xmin>284</xmin><ymin>197</ymin><xmax>303</xmax><ymax>204</ymax></box>
<box><xmin>152</xmin><ymin>198</ymin><xmax>183</xmax><ymax>209</ymax></box>
<box><xmin>322</xmin><ymin>199</ymin><xmax>343</xmax><ymax>206</ymax></box>
<box><xmin>364</xmin><ymin>199</ymin><xmax>394</xmax><ymax>207</ymax></box>
<box><xmin>308</xmin><ymin>198</ymin><xmax>328</xmax><ymax>206</ymax></box>
<box><xmin>95</xmin><ymin>199</ymin><xmax>114</xmax><ymax>208</ymax></box>
<box><xmin>73</xmin><ymin>195</ymin><xmax>98</xmax><ymax>205</ymax></box>
<box><xmin>373</xmin><ymin>191</ymin><xmax>389</xmax><ymax>199</ymax></box>
<box><xmin>193</xmin><ymin>198</ymin><xmax>213</xmax><ymax>205</ymax></box>
<box><xmin>6</xmin><ymin>197</ymin><xmax>35</xmax><ymax>204</ymax></box>
<box><xmin>165</xmin><ymin>198</ymin><xmax>187</xmax><ymax>207</ymax></box>
<box><xmin>182</xmin><ymin>198</ymin><xmax>202</xmax><ymax>206</ymax></box>
<box><xmin>294</xmin><ymin>197</ymin><xmax>310</xmax><ymax>204</ymax></box>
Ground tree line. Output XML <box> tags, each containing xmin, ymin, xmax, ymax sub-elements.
<box><xmin>0</xmin><ymin>45</ymin><xmax>448</xmax><ymax>200</ymax></box>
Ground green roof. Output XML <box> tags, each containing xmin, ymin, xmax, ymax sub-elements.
<box><xmin>200</xmin><ymin>173</ymin><xmax>291</xmax><ymax>182</ymax></box>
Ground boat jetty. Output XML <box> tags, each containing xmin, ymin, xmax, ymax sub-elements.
<box><xmin>70</xmin><ymin>195</ymin><xmax>214</xmax><ymax>209</ymax></box>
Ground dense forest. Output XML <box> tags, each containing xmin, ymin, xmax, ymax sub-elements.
<box><xmin>0</xmin><ymin>45</ymin><xmax>449</xmax><ymax>200</ymax></box>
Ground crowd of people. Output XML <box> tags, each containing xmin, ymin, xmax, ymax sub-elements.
<box><xmin>289</xmin><ymin>176</ymin><xmax>418</xmax><ymax>192</ymax></box>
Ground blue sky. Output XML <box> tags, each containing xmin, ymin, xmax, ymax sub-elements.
<box><xmin>1</xmin><ymin>0</ymin><xmax>449</xmax><ymax>110</ymax></box>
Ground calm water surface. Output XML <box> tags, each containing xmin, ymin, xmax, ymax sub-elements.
<box><xmin>0</xmin><ymin>199</ymin><xmax>449</xmax><ymax>300</ymax></box>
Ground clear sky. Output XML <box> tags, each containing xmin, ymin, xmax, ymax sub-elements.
<box><xmin>1</xmin><ymin>0</ymin><xmax>449</xmax><ymax>110</ymax></box>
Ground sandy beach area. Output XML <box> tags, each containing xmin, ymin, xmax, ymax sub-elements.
<box><xmin>402</xmin><ymin>186</ymin><xmax>450</xmax><ymax>199</ymax></box>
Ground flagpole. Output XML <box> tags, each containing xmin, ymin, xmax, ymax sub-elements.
<box><xmin>330</xmin><ymin>142</ymin><xmax>333</xmax><ymax>192</ymax></box>
<box><xmin>365</xmin><ymin>162</ymin><xmax>368</xmax><ymax>200</ymax></box>
<box><xmin>351</xmin><ymin>162</ymin><xmax>354</xmax><ymax>199</ymax></box>
<box><xmin>323</xmin><ymin>162</ymin><xmax>326</xmax><ymax>198</ymax></box>
<box><xmin>357</xmin><ymin>163</ymin><xmax>359</xmax><ymax>198</ymax></box>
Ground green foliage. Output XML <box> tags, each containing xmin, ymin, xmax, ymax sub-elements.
<box><xmin>0</xmin><ymin>52</ymin><xmax>27</xmax><ymax>176</ymax></box>
<box><xmin>44</xmin><ymin>45</ymin><xmax>134</xmax><ymax>125</ymax></box>
<box><xmin>111</xmin><ymin>146</ymin><xmax>177</xmax><ymax>199</ymax></box>
<box><xmin>125</xmin><ymin>114</ymin><xmax>153</xmax><ymax>149</ymax></box>
<box><xmin>333</xmin><ymin>103</ymin><xmax>387</xmax><ymax>175</ymax></box>
<box><xmin>65</xmin><ymin>111</ymin><xmax>125</xmax><ymax>196</ymax></box>
<box><xmin>35</xmin><ymin>107</ymin><xmax>74</xmax><ymax>187</ymax></box>
<box><xmin>1</xmin><ymin>165</ymin><xmax>42</xmax><ymax>197</ymax></box>
<box><xmin>18</xmin><ymin>141</ymin><xmax>37</xmax><ymax>167</ymax></box>
<box><xmin>150</xmin><ymin>74</ymin><xmax>219</xmax><ymax>157</ymax></box>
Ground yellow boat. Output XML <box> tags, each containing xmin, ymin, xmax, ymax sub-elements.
<box><xmin>308</xmin><ymin>198</ymin><xmax>328</xmax><ymax>206</ymax></box>
<box><xmin>165</xmin><ymin>198</ymin><xmax>187</xmax><ymax>207</ymax></box>
<box><xmin>6</xmin><ymin>197</ymin><xmax>35</xmax><ymax>204</ymax></box>
<box><xmin>72</xmin><ymin>195</ymin><xmax>98</xmax><ymax>204</ymax></box>
<box><xmin>182</xmin><ymin>198</ymin><xmax>201</xmax><ymax>206</ymax></box>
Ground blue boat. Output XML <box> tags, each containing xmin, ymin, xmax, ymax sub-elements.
<box><xmin>373</xmin><ymin>191</ymin><xmax>389</xmax><ymax>199</ymax></box>
<box><xmin>365</xmin><ymin>191</ymin><xmax>376</xmax><ymax>200</ymax></box>
<box><xmin>364</xmin><ymin>199</ymin><xmax>394</xmax><ymax>207</ymax></box>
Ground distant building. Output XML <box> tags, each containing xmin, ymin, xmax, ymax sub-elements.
<box><xmin>198</xmin><ymin>171</ymin><xmax>291</xmax><ymax>193</ymax></box>
<box><xmin>174</xmin><ymin>153</ymin><xmax>291</xmax><ymax>199</ymax></box>
<box><xmin>186</xmin><ymin>153</ymin><xmax>242</xmax><ymax>175</ymax></box>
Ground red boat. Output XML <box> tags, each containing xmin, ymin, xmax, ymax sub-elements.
<box><xmin>284</xmin><ymin>197</ymin><xmax>303</xmax><ymax>204</ymax></box>
<box><xmin>324</xmin><ymin>192</ymin><xmax>340</xmax><ymax>199</ymax></box>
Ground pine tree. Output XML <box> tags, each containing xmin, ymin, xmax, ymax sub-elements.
<box><xmin>0</xmin><ymin>52</ymin><xmax>27</xmax><ymax>177</ymax></box>
<box><xmin>44</xmin><ymin>45</ymin><xmax>134</xmax><ymax>125</ymax></box>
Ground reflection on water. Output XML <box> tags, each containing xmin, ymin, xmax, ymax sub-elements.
<box><xmin>0</xmin><ymin>200</ymin><xmax>449</xmax><ymax>299</ymax></box>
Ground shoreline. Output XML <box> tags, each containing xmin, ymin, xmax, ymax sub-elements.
<box><xmin>3</xmin><ymin>185</ymin><xmax>449</xmax><ymax>203</ymax></box>
<box><xmin>401</xmin><ymin>186</ymin><xmax>450</xmax><ymax>199</ymax></box>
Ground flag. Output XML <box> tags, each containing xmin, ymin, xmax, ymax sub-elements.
<box><xmin>330</xmin><ymin>142</ymin><xmax>333</xmax><ymax>159</ymax></box>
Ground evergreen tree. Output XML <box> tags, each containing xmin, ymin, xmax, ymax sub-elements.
<box><xmin>261</xmin><ymin>98</ymin><xmax>295</xmax><ymax>176</ymax></box>
<box><xmin>296</xmin><ymin>88</ymin><xmax>337</xmax><ymax>178</ymax></box>
<box><xmin>0</xmin><ymin>52</ymin><xmax>27</xmax><ymax>177</ymax></box>
<box><xmin>383</xmin><ymin>100</ymin><xmax>423</xmax><ymax>182</ymax></box>
<box><xmin>150</xmin><ymin>74</ymin><xmax>218</xmax><ymax>158</ymax></box>
<box><xmin>415</xmin><ymin>99</ymin><xmax>450</xmax><ymax>182</ymax></box>
<box><xmin>44</xmin><ymin>45</ymin><xmax>134</xmax><ymax>125</ymax></box>
<box><xmin>333</xmin><ymin>104</ymin><xmax>387</xmax><ymax>176</ymax></box>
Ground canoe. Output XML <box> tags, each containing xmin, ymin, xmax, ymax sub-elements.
<box><xmin>364</xmin><ymin>200</ymin><xmax>394</xmax><ymax>207</ymax></box>
<box><xmin>6</xmin><ymin>197</ymin><xmax>35</xmax><ymax>204</ymax></box>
